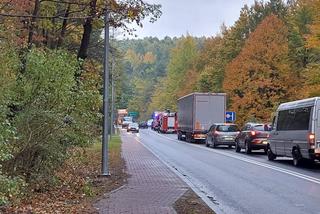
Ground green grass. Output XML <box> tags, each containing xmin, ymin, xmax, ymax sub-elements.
<box><xmin>91</xmin><ymin>134</ymin><xmax>122</xmax><ymax>152</ymax></box>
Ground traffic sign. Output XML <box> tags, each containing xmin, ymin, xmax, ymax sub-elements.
<box><xmin>128</xmin><ymin>111</ymin><xmax>139</xmax><ymax>117</ymax></box>
<box><xmin>226</xmin><ymin>111</ymin><xmax>236</xmax><ymax>121</ymax></box>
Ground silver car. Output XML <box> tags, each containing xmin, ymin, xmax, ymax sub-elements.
<box><xmin>206</xmin><ymin>123</ymin><xmax>240</xmax><ymax>148</ymax></box>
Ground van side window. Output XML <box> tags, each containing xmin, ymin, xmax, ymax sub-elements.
<box><xmin>277</xmin><ymin>107</ymin><xmax>312</xmax><ymax>131</ymax></box>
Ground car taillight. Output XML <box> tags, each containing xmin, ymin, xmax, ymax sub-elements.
<box><xmin>250</xmin><ymin>131</ymin><xmax>256</xmax><ymax>136</ymax></box>
<box><xmin>267</xmin><ymin>134</ymin><xmax>270</xmax><ymax>138</ymax></box>
<box><xmin>309</xmin><ymin>133</ymin><xmax>315</xmax><ymax>148</ymax></box>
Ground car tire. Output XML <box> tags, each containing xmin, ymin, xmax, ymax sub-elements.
<box><xmin>212</xmin><ymin>138</ymin><xmax>217</xmax><ymax>148</ymax></box>
<box><xmin>292</xmin><ymin>148</ymin><xmax>302</xmax><ymax>167</ymax></box>
<box><xmin>245</xmin><ymin>142</ymin><xmax>251</xmax><ymax>154</ymax></box>
<box><xmin>205</xmin><ymin>138</ymin><xmax>210</xmax><ymax>147</ymax></box>
<box><xmin>177</xmin><ymin>132</ymin><xmax>181</xmax><ymax>141</ymax></box>
<box><xmin>235</xmin><ymin>142</ymin><xmax>241</xmax><ymax>153</ymax></box>
<box><xmin>267</xmin><ymin>148</ymin><xmax>276</xmax><ymax>161</ymax></box>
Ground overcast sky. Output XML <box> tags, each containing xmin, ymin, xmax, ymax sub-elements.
<box><xmin>121</xmin><ymin>0</ymin><xmax>256</xmax><ymax>39</ymax></box>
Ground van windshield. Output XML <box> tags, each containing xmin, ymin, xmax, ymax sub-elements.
<box><xmin>216</xmin><ymin>125</ymin><xmax>239</xmax><ymax>132</ymax></box>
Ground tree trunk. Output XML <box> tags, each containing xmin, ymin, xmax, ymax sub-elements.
<box><xmin>27</xmin><ymin>0</ymin><xmax>41</xmax><ymax>49</ymax></box>
<box><xmin>77</xmin><ymin>0</ymin><xmax>97</xmax><ymax>60</ymax></box>
<box><xmin>57</xmin><ymin>4</ymin><xmax>71</xmax><ymax>48</ymax></box>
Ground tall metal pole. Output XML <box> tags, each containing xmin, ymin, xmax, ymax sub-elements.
<box><xmin>102</xmin><ymin>9</ymin><xmax>110</xmax><ymax>176</ymax></box>
<box><xmin>110</xmin><ymin>52</ymin><xmax>115</xmax><ymax>138</ymax></box>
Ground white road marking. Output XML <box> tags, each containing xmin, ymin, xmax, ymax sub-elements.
<box><xmin>147</xmin><ymin>131</ymin><xmax>320</xmax><ymax>185</ymax></box>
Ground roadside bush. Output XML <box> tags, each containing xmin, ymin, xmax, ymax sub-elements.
<box><xmin>4</xmin><ymin>48</ymin><xmax>101</xmax><ymax>188</ymax></box>
<box><xmin>0</xmin><ymin>45</ymin><xmax>25</xmax><ymax>205</ymax></box>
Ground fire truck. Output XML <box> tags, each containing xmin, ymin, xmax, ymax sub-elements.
<box><xmin>158</xmin><ymin>112</ymin><xmax>177</xmax><ymax>134</ymax></box>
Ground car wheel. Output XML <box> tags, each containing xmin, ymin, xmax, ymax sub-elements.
<box><xmin>292</xmin><ymin>148</ymin><xmax>302</xmax><ymax>167</ymax></box>
<box><xmin>205</xmin><ymin>138</ymin><xmax>210</xmax><ymax>147</ymax></box>
<box><xmin>212</xmin><ymin>138</ymin><xmax>217</xmax><ymax>148</ymax></box>
<box><xmin>235</xmin><ymin>142</ymin><xmax>241</xmax><ymax>153</ymax></box>
<box><xmin>245</xmin><ymin>142</ymin><xmax>251</xmax><ymax>154</ymax></box>
<box><xmin>267</xmin><ymin>148</ymin><xmax>276</xmax><ymax>161</ymax></box>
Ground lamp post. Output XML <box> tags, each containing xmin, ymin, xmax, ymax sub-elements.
<box><xmin>102</xmin><ymin>8</ymin><xmax>110</xmax><ymax>176</ymax></box>
<box><xmin>110</xmin><ymin>51</ymin><xmax>115</xmax><ymax>138</ymax></box>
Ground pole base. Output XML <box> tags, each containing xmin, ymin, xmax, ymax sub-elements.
<box><xmin>99</xmin><ymin>172</ymin><xmax>111</xmax><ymax>177</ymax></box>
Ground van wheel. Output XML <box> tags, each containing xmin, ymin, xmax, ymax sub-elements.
<box><xmin>245</xmin><ymin>142</ymin><xmax>251</xmax><ymax>154</ymax></box>
<box><xmin>292</xmin><ymin>148</ymin><xmax>302</xmax><ymax>167</ymax></box>
<box><xmin>235</xmin><ymin>142</ymin><xmax>241</xmax><ymax>153</ymax></box>
<box><xmin>267</xmin><ymin>148</ymin><xmax>276</xmax><ymax>161</ymax></box>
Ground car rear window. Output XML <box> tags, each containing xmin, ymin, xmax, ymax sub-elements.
<box><xmin>216</xmin><ymin>125</ymin><xmax>239</xmax><ymax>132</ymax></box>
<box><xmin>253</xmin><ymin>124</ymin><xmax>271</xmax><ymax>131</ymax></box>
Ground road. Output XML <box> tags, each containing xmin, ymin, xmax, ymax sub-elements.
<box><xmin>125</xmin><ymin>129</ymin><xmax>320</xmax><ymax>214</ymax></box>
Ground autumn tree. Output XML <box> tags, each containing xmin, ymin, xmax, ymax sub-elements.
<box><xmin>147</xmin><ymin>36</ymin><xmax>199</xmax><ymax>114</ymax></box>
<box><xmin>223</xmin><ymin>15</ymin><xmax>297</xmax><ymax>125</ymax></box>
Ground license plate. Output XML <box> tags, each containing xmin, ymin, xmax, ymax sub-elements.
<box><xmin>225</xmin><ymin>137</ymin><xmax>234</xmax><ymax>140</ymax></box>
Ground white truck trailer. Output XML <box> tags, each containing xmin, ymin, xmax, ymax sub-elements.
<box><xmin>177</xmin><ymin>93</ymin><xmax>226</xmax><ymax>142</ymax></box>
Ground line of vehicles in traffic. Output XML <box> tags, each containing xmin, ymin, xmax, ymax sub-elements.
<box><xmin>147</xmin><ymin>93</ymin><xmax>320</xmax><ymax>167</ymax></box>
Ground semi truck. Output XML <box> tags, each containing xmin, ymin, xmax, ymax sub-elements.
<box><xmin>177</xmin><ymin>93</ymin><xmax>226</xmax><ymax>142</ymax></box>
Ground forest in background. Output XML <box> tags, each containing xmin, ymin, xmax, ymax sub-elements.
<box><xmin>119</xmin><ymin>0</ymin><xmax>320</xmax><ymax>124</ymax></box>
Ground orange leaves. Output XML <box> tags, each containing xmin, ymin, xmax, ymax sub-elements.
<box><xmin>224</xmin><ymin>15</ymin><xmax>295</xmax><ymax>125</ymax></box>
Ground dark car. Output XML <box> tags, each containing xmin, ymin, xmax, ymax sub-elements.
<box><xmin>139</xmin><ymin>121</ymin><xmax>148</xmax><ymax>129</ymax></box>
<box><xmin>206</xmin><ymin>123</ymin><xmax>240</xmax><ymax>148</ymax></box>
<box><xmin>127</xmin><ymin>123</ymin><xmax>139</xmax><ymax>133</ymax></box>
<box><xmin>235</xmin><ymin>123</ymin><xmax>271</xmax><ymax>154</ymax></box>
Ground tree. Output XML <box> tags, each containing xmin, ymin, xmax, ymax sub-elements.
<box><xmin>147</xmin><ymin>36</ymin><xmax>199</xmax><ymax>113</ymax></box>
<box><xmin>223</xmin><ymin>15</ymin><xmax>297</xmax><ymax>125</ymax></box>
<box><xmin>0</xmin><ymin>0</ymin><xmax>162</xmax><ymax>60</ymax></box>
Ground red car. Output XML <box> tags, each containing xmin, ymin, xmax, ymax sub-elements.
<box><xmin>235</xmin><ymin>123</ymin><xmax>271</xmax><ymax>154</ymax></box>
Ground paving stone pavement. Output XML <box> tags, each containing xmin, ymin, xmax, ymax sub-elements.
<box><xmin>95</xmin><ymin>132</ymin><xmax>189</xmax><ymax>214</ymax></box>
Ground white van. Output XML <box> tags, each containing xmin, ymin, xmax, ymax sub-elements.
<box><xmin>268</xmin><ymin>97</ymin><xmax>320</xmax><ymax>166</ymax></box>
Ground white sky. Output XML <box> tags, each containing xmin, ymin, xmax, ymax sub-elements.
<box><xmin>120</xmin><ymin>0</ymin><xmax>256</xmax><ymax>39</ymax></box>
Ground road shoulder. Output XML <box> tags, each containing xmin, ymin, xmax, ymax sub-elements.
<box><xmin>95</xmin><ymin>131</ymin><xmax>214</xmax><ymax>213</ymax></box>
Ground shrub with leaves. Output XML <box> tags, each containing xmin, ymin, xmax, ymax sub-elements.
<box><xmin>4</xmin><ymin>48</ymin><xmax>101</xmax><ymax>188</ymax></box>
<box><xmin>0</xmin><ymin>45</ymin><xmax>25</xmax><ymax>205</ymax></box>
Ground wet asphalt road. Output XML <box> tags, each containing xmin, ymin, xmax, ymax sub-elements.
<box><xmin>126</xmin><ymin>129</ymin><xmax>320</xmax><ymax>214</ymax></box>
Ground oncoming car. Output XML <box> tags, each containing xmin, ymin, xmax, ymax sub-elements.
<box><xmin>127</xmin><ymin>122</ymin><xmax>139</xmax><ymax>133</ymax></box>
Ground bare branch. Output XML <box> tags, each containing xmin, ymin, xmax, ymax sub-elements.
<box><xmin>40</xmin><ymin>0</ymin><xmax>89</xmax><ymax>6</ymax></box>
<box><xmin>0</xmin><ymin>12</ymin><xmax>91</xmax><ymax>20</ymax></box>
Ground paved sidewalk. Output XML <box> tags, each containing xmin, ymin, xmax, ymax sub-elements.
<box><xmin>95</xmin><ymin>132</ymin><xmax>189</xmax><ymax>214</ymax></box>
